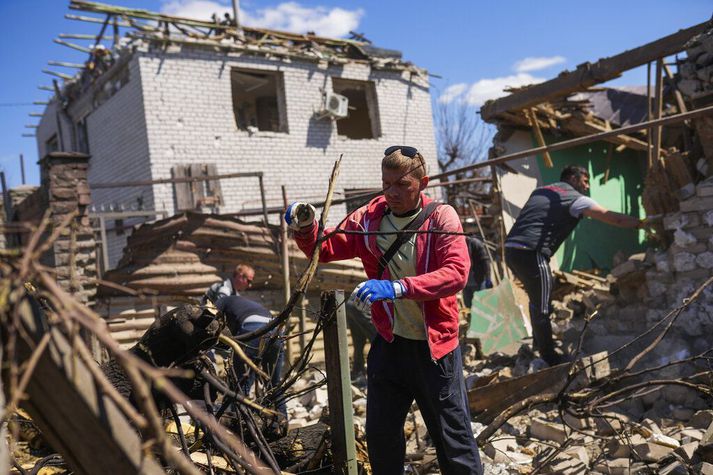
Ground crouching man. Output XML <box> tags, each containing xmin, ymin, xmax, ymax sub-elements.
<box><xmin>285</xmin><ymin>146</ymin><xmax>482</xmax><ymax>474</ymax></box>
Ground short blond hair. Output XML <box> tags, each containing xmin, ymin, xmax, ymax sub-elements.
<box><xmin>382</xmin><ymin>149</ymin><xmax>427</xmax><ymax>180</ymax></box>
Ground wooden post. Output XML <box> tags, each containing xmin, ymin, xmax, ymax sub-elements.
<box><xmin>280</xmin><ymin>185</ymin><xmax>292</xmax><ymax>362</ymax></box>
<box><xmin>258</xmin><ymin>174</ymin><xmax>269</xmax><ymax>226</ymax></box>
<box><xmin>526</xmin><ymin>109</ymin><xmax>554</xmax><ymax>168</ymax></box>
<box><xmin>652</xmin><ymin>59</ymin><xmax>664</xmax><ymax>166</ymax></box>
<box><xmin>321</xmin><ymin>290</ymin><xmax>357</xmax><ymax>475</ymax></box>
<box><xmin>99</xmin><ymin>216</ymin><xmax>110</xmax><ymax>275</ymax></box>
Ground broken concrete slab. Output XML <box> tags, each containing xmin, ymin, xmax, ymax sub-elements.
<box><xmin>674</xmin><ymin>441</ymin><xmax>700</xmax><ymax>463</ymax></box>
<box><xmin>659</xmin><ymin>460</ymin><xmax>689</xmax><ymax>475</ymax></box>
<box><xmin>606</xmin><ymin>434</ymin><xmax>646</xmax><ymax>458</ymax></box>
<box><xmin>483</xmin><ymin>436</ymin><xmax>518</xmax><ymax>461</ymax></box>
<box><xmin>530</xmin><ymin>418</ymin><xmax>567</xmax><ymax>444</ymax></box>
<box><xmin>632</xmin><ymin>442</ymin><xmax>675</xmax><ymax>462</ymax></box>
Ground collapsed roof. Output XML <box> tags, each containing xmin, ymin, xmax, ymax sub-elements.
<box><xmin>48</xmin><ymin>0</ymin><xmax>425</xmax><ymax>106</ymax></box>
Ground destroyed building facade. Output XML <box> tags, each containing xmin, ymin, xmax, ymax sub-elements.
<box><xmin>34</xmin><ymin>1</ymin><xmax>438</xmax><ymax>267</ymax></box>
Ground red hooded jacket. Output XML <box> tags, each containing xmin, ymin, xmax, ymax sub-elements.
<box><xmin>293</xmin><ymin>194</ymin><xmax>470</xmax><ymax>360</ymax></box>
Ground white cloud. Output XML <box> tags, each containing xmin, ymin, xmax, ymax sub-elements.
<box><xmin>438</xmin><ymin>83</ymin><xmax>468</xmax><ymax>103</ymax></box>
<box><xmin>161</xmin><ymin>0</ymin><xmax>231</xmax><ymax>20</ymax></box>
<box><xmin>513</xmin><ymin>55</ymin><xmax>565</xmax><ymax>73</ymax></box>
<box><xmin>465</xmin><ymin>73</ymin><xmax>545</xmax><ymax>106</ymax></box>
<box><xmin>160</xmin><ymin>0</ymin><xmax>363</xmax><ymax>38</ymax></box>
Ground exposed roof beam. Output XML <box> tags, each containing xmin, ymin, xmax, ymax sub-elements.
<box><xmin>480</xmin><ymin>20</ymin><xmax>712</xmax><ymax>121</ymax></box>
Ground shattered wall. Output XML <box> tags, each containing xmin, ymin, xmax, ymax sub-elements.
<box><xmin>582</xmin><ymin>180</ymin><xmax>713</xmax><ymax>416</ymax></box>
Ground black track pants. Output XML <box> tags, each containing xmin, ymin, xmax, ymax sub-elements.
<box><xmin>505</xmin><ymin>247</ymin><xmax>559</xmax><ymax>365</ymax></box>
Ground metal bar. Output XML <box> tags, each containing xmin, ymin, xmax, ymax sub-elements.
<box><xmin>88</xmin><ymin>210</ymin><xmax>168</xmax><ymax>220</ymax></box>
<box><xmin>321</xmin><ymin>290</ymin><xmax>358</xmax><ymax>475</ymax></box>
<box><xmin>90</xmin><ymin>171</ymin><xmax>263</xmax><ymax>189</ymax></box>
<box><xmin>99</xmin><ymin>216</ymin><xmax>110</xmax><ymax>275</ymax></box>
<box><xmin>231</xmin><ymin>0</ymin><xmax>240</xmax><ymax>28</ymax></box>
<box><xmin>20</xmin><ymin>154</ymin><xmax>26</xmax><ymax>185</ymax></box>
<box><xmin>258</xmin><ymin>174</ymin><xmax>269</xmax><ymax>226</ymax></box>
<box><xmin>430</xmin><ymin>103</ymin><xmax>713</xmax><ymax>181</ymax></box>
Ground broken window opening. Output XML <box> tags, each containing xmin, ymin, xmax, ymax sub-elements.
<box><xmin>231</xmin><ymin>68</ymin><xmax>287</xmax><ymax>133</ymax></box>
<box><xmin>172</xmin><ymin>164</ymin><xmax>223</xmax><ymax>212</ymax></box>
<box><xmin>332</xmin><ymin>78</ymin><xmax>381</xmax><ymax>139</ymax></box>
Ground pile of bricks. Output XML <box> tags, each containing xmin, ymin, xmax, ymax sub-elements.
<box><xmin>479</xmin><ymin>406</ymin><xmax>713</xmax><ymax>474</ymax></box>
<box><xmin>677</xmin><ymin>28</ymin><xmax>713</xmax><ymax>104</ymax></box>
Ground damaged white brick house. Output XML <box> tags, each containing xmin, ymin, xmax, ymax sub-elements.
<box><xmin>35</xmin><ymin>1</ymin><xmax>438</xmax><ymax>268</ymax></box>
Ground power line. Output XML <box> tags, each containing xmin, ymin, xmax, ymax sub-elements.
<box><xmin>0</xmin><ymin>103</ymin><xmax>36</xmax><ymax>107</ymax></box>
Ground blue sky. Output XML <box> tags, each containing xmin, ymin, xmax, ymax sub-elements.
<box><xmin>0</xmin><ymin>0</ymin><xmax>710</xmax><ymax>188</ymax></box>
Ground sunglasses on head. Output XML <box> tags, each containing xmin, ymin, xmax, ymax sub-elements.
<box><xmin>384</xmin><ymin>145</ymin><xmax>419</xmax><ymax>158</ymax></box>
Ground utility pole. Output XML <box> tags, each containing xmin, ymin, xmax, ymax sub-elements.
<box><xmin>231</xmin><ymin>0</ymin><xmax>240</xmax><ymax>28</ymax></box>
<box><xmin>20</xmin><ymin>154</ymin><xmax>26</xmax><ymax>185</ymax></box>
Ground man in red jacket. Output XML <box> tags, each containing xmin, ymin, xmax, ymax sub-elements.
<box><xmin>285</xmin><ymin>146</ymin><xmax>482</xmax><ymax>475</ymax></box>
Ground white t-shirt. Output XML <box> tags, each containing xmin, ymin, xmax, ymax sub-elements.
<box><xmin>569</xmin><ymin>196</ymin><xmax>598</xmax><ymax>218</ymax></box>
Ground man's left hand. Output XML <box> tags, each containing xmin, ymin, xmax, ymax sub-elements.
<box><xmin>349</xmin><ymin>280</ymin><xmax>404</xmax><ymax>312</ymax></box>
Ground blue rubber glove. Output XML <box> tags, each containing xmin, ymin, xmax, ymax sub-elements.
<box><xmin>349</xmin><ymin>280</ymin><xmax>405</xmax><ymax>312</ymax></box>
<box><xmin>285</xmin><ymin>202</ymin><xmax>316</xmax><ymax>230</ymax></box>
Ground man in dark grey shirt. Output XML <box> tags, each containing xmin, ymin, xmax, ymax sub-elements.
<box><xmin>505</xmin><ymin>165</ymin><xmax>643</xmax><ymax>365</ymax></box>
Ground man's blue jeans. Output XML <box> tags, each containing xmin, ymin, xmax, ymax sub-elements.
<box><xmin>235</xmin><ymin>320</ymin><xmax>286</xmax><ymax>416</ymax></box>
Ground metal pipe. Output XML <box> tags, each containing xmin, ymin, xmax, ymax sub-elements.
<box><xmin>20</xmin><ymin>154</ymin><xmax>26</xmax><ymax>185</ymax></box>
<box><xmin>430</xmin><ymin>103</ymin><xmax>713</xmax><ymax>180</ymax></box>
<box><xmin>90</xmin><ymin>171</ymin><xmax>263</xmax><ymax>189</ymax></box>
<box><xmin>231</xmin><ymin>0</ymin><xmax>240</xmax><ymax>28</ymax></box>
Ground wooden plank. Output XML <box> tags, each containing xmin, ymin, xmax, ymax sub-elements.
<box><xmin>190</xmin><ymin>164</ymin><xmax>206</xmax><ymax>208</ymax></box>
<box><xmin>321</xmin><ymin>291</ymin><xmax>358</xmax><ymax>475</ymax></box>
<box><xmin>480</xmin><ymin>21</ymin><xmax>711</xmax><ymax>121</ymax></box>
<box><xmin>526</xmin><ymin>109</ymin><xmax>554</xmax><ymax>168</ymax></box>
<box><xmin>205</xmin><ymin>164</ymin><xmax>223</xmax><ymax>207</ymax></box>
<box><xmin>171</xmin><ymin>165</ymin><xmax>193</xmax><ymax>211</ymax></box>
<box><xmin>468</xmin><ymin>362</ymin><xmax>570</xmax><ymax>424</ymax></box>
<box><xmin>14</xmin><ymin>298</ymin><xmax>164</xmax><ymax>475</ymax></box>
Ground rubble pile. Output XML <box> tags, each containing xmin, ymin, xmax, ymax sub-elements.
<box><xmin>582</xmin><ymin>178</ymin><xmax>713</xmax><ymax>374</ymax></box>
<box><xmin>479</xmin><ymin>407</ymin><xmax>713</xmax><ymax>474</ymax></box>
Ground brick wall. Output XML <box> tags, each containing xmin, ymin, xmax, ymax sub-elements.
<box><xmin>137</xmin><ymin>45</ymin><xmax>439</xmax><ymax>222</ymax></box>
<box><xmin>37</xmin><ymin>42</ymin><xmax>439</xmax><ymax>268</ymax></box>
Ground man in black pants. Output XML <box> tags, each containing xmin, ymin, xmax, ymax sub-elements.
<box><xmin>505</xmin><ymin>165</ymin><xmax>644</xmax><ymax>365</ymax></box>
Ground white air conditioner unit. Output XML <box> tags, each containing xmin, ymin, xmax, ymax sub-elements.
<box><xmin>323</xmin><ymin>91</ymin><xmax>349</xmax><ymax>119</ymax></box>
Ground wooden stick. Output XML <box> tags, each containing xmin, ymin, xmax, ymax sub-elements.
<box><xmin>527</xmin><ymin>108</ymin><xmax>554</xmax><ymax>168</ymax></box>
<box><xmin>218</xmin><ymin>334</ymin><xmax>270</xmax><ymax>381</ymax></box>
<box><xmin>53</xmin><ymin>38</ymin><xmax>92</xmax><ymax>53</ymax></box>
